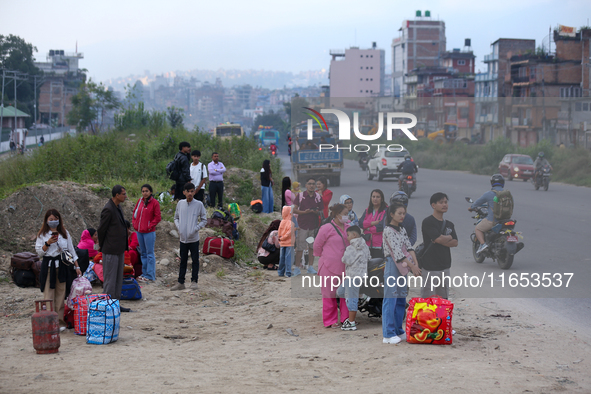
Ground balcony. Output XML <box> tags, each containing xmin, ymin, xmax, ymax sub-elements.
<box><xmin>484</xmin><ymin>53</ymin><xmax>498</xmax><ymax>62</ymax></box>
<box><xmin>404</xmin><ymin>75</ymin><xmax>418</xmax><ymax>84</ymax></box>
<box><xmin>475</xmin><ymin>73</ymin><xmax>498</xmax><ymax>82</ymax></box>
<box><xmin>475</xmin><ymin>114</ymin><xmax>498</xmax><ymax>124</ymax></box>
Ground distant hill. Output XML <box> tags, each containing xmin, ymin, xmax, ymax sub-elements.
<box><xmin>104</xmin><ymin>68</ymin><xmax>329</xmax><ymax>91</ymax></box>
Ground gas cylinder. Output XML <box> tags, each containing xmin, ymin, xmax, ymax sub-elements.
<box><xmin>31</xmin><ymin>300</ymin><xmax>60</xmax><ymax>354</ymax></box>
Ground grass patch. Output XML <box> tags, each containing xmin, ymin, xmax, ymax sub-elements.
<box><xmin>247</xmin><ymin>270</ymin><xmax>263</xmax><ymax>278</ymax></box>
<box><xmin>216</xmin><ymin>268</ymin><xmax>227</xmax><ymax>278</ymax></box>
<box><xmin>233</xmin><ymin>239</ymin><xmax>254</xmax><ymax>263</ymax></box>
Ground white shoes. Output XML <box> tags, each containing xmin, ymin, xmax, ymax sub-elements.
<box><xmin>383</xmin><ymin>336</ymin><xmax>402</xmax><ymax>344</ymax></box>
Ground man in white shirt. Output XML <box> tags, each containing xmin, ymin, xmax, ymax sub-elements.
<box><xmin>190</xmin><ymin>150</ymin><xmax>208</xmax><ymax>203</ymax></box>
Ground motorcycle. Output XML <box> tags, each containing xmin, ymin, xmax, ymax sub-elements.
<box><xmin>398</xmin><ymin>174</ymin><xmax>417</xmax><ymax>198</ymax></box>
<box><xmin>533</xmin><ymin>164</ymin><xmax>551</xmax><ymax>191</ymax></box>
<box><xmin>465</xmin><ymin>197</ymin><xmax>524</xmax><ymax>270</ymax></box>
<box><xmin>358</xmin><ymin>154</ymin><xmax>369</xmax><ymax>171</ymax></box>
<box><xmin>269</xmin><ymin>145</ymin><xmax>278</xmax><ymax>157</ymax></box>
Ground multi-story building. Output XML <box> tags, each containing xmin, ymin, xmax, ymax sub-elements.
<box><xmin>35</xmin><ymin>49</ymin><xmax>85</xmax><ymax>126</ymax></box>
<box><xmin>329</xmin><ymin>43</ymin><xmax>385</xmax><ymax>97</ymax></box>
<box><xmin>392</xmin><ymin>11</ymin><xmax>446</xmax><ymax>98</ymax></box>
<box><xmin>474</xmin><ymin>39</ymin><xmax>535</xmax><ymax>143</ymax></box>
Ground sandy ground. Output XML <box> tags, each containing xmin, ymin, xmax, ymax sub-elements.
<box><xmin>1</xmin><ymin>263</ymin><xmax>590</xmax><ymax>394</ymax></box>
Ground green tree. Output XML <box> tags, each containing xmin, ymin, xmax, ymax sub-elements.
<box><xmin>252</xmin><ymin>112</ymin><xmax>287</xmax><ymax>134</ymax></box>
<box><xmin>67</xmin><ymin>79</ymin><xmax>120</xmax><ymax>133</ymax></box>
<box><xmin>0</xmin><ymin>34</ymin><xmax>42</xmax><ymax>125</ymax></box>
<box><xmin>167</xmin><ymin>106</ymin><xmax>184</xmax><ymax>128</ymax></box>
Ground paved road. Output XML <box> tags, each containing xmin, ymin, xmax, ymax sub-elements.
<box><xmin>278</xmin><ymin>153</ymin><xmax>591</xmax><ymax>329</ymax></box>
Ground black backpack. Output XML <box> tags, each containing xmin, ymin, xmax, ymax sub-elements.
<box><xmin>166</xmin><ymin>154</ymin><xmax>181</xmax><ymax>181</ymax></box>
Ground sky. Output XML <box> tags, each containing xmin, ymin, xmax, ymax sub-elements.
<box><xmin>3</xmin><ymin>0</ymin><xmax>591</xmax><ymax>86</ymax></box>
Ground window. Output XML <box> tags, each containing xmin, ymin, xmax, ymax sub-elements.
<box><xmin>366</xmin><ymin>90</ymin><xmax>368</xmax><ymax>93</ymax></box>
<box><xmin>458</xmin><ymin>60</ymin><xmax>466</xmax><ymax>65</ymax></box>
<box><xmin>360</xmin><ymin>55</ymin><xmax>363</xmax><ymax>58</ymax></box>
<box><xmin>575</xmin><ymin>102</ymin><xmax>582</xmax><ymax>111</ymax></box>
<box><xmin>366</xmin><ymin>78</ymin><xmax>369</xmax><ymax>81</ymax></box>
<box><xmin>584</xmin><ymin>103</ymin><xmax>589</xmax><ymax>111</ymax></box>
<box><xmin>360</xmin><ymin>90</ymin><xmax>363</xmax><ymax>93</ymax></box>
<box><xmin>561</xmin><ymin>87</ymin><xmax>582</xmax><ymax>97</ymax></box>
<box><xmin>366</xmin><ymin>55</ymin><xmax>369</xmax><ymax>58</ymax></box>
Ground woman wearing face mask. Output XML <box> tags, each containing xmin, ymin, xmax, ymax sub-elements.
<box><xmin>313</xmin><ymin>203</ymin><xmax>350</xmax><ymax>328</ymax></box>
<box><xmin>35</xmin><ymin>209</ymin><xmax>80</xmax><ymax>331</ymax></box>
<box><xmin>132</xmin><ymin>184</ymin><xmax>161</xmax><ymax>283</ymax></box>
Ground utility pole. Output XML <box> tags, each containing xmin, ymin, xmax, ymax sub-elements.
<box><xmin>0</xmin><ymin>69</ymin><xmax>5</xmax><ymax>141</ymax></box>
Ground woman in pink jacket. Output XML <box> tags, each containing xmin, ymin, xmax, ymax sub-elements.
<box><xmin>77</xmin><ymin>228</ymin><xmax>99</xmax><ymax>259</ymax></box>
<box><xmin>132</xmin><ymin>184</ymin><xmax>162</xmax><ymax>282</ymax></box>
<box><xmin>314</xmin><ymin>203</ymin><xmax>350</xmax><ymax>328</ymax></box>
<box><xmin>359</xmin><ymin>189</ymin><xmax>388</xmax><ymax>258</ymax></box>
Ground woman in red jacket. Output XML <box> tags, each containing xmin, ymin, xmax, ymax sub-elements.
<box><xmin>316</xmin><ymin>176</ymin><xmax>333</xmax><ymax>219</ymax></box>
<box><xmin>132</xmin><ymin>184</ymin><xmax>162</xmax><ymax>282</ymax></box>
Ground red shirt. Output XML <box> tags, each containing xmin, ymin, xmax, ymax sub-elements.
<box><xmin>295</xmin><ymin>191</ymin><xmax>323</xmax><ymax>230</ymax></box>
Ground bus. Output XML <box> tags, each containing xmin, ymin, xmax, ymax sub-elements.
<box><xmin>214</xmin><ymin>123</ymin><xmax>244</xmax><ymax>139</ymax></box>
<box><xmin>257</xmin><ymin>126</ymin><xmax>279</xmax><ymax>146</ymax></box>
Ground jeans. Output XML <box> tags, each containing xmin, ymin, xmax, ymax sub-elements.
<box><xmin>209</xmin><ymin>181</ymin><xmax>224</xmax><ymax>208</ymax></box>
<box><xmin>178</xmin><ymin>241</ymin><xmax>200</xmax><ymax>284</ymax></box>
<box><xmin>136</xmin><ymin>231</ymin><xmax>156</xmax><ymax>280</ymax></box>
<box><xmin>261</xmin><ymin>185</ymin><xmax>274</xmax><ymax>213</ymax></box>
<box><xmin>278</xmin><ymin>246</ymin><xmax>293</xmax><ymax>277</ymax></box>
<box><xmin>336</xmin><ymin>276</ymin><xmax>361</xmax><ymax>312</ymax></box>
<box><xmin>382</xmin><ymin>256</ymin><xmax>408</xmax><ymax>338</ymax></box>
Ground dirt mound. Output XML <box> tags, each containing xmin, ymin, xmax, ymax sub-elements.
<box><xmin>224</xmin><ymin>167</ymin><xmax>281</xmax><ymax>208</ymax></box>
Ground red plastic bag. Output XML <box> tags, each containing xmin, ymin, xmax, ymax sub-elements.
<box><xmin>73</xmin><ymin>294</ymin><xmax>110</xmax><ymax>335</ymax></box>
<box><xmin>406</xmin><ymin>296</ymin><xmax>453</xmax><ymax>345</ymax></box>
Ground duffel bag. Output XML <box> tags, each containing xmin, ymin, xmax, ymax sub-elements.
<box><xmin>73</xmin><ymin>294</ymin><xmax>110</xmax><ymax>335</ymax></box>
<box><xmin>13</xmin><ymin>269</ymin><xmax>36</xmax><ymax>288</ymax></box>
<box><xmin>120</xmin><ymin>277</ymin><xmax>142</xmax><ymax>300</ymax></box>
<box><xmin>11</xmin><ymin>252</ymin><xmax>39</xmax><ymax>270</ymax></box>
<box><xmin>86</xmin><ymin>298</ymin><xmax>120</xmax><ymax>345</ymax></box>
<box><xmin>406</xmin><ymin>296</ymin><xmax>454</xmax><ymax>345</ymax></box>
<box><xmin>202</xmin><ymin>237</ymin><xmax>234</xmax><ymax>259</ymax></box>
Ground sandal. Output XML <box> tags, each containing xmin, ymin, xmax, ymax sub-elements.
<box><xmin>137</xmin><ymin>276</ymin><xmax>150</xmax><ymax>283</ymax></box>
<box><xmin>267</xmin><ymin>266</ymin><xmax>278</xmax><ymax>271</ymax></box>
<box><xmin>325</xmin><ymin>323</ymin><xmax>340</xmax><ymax>329</ymax></box>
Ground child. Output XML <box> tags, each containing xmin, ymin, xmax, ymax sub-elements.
<box><xmin>277</xmin><ymin>206</ymin><xmax>294</xmax><ymax>277</ymax></box>
<box><xmin>339</xmin><ymin>194</ymin><xmax>359</xmax><ymax>226</ymax></box>
<box><xmin>190</xmin><ymin>150</ymin><xmax>208</xmax><ymax>203</ymax></box>
<box><xmin>337</xmin><ymin>225</ymin><xmax>371</xmax><ymax>331</ymax></box>
<box><xmin>291</xmin><ymin>181</ymin><xmax>302</xmax><ymax>195</ymax></box>
<box><xmin>171</xmin><ymin>183</ymin><xmax>207</xmax><ymax>291</ymax></box>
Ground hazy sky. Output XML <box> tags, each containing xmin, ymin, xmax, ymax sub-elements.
<box><xmin>3</xmin><ymin>0</ymin><xmax>591</xmax><ymax>84</ymax></box>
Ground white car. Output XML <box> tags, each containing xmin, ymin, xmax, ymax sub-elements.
<box><xmin>367</xmin><ymin>148</ymin><xmax>410</xmax><ymax>181</ymax></box>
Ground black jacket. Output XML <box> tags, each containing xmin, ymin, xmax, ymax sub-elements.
<box><xmin>175</xmin><ymin>151</ymin><xmax>191</xmax><ymax>183</ymax></box>
<box><xmin>98</xmin><ymin>199</ymin><xmax>128</xmax><ymax>255</ymax></box>
<box><xmin>398</xmin><ymin>160</ymin><xmax>418</xmax><ymax>174</ymax></box>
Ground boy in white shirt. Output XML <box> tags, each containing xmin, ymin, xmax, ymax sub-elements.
<box><xmin>190</xmin><ymin>150</ymin><xmax>208</xmax><ymax>203</ymax></box>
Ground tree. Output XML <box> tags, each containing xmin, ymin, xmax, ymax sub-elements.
<box><xmin>0</xmin><ymin>34</ymin><xmax>42</xmax><ymax>125</ymax></box>
<box><xmin>67</xmin><ymin>79</ymin><xmax>120</xmax><ymax>133</ymax></box>
<box><xmin>252</xmin><ymin>113</ymin><xmax>287</xmax><ymax>135</ymax></box>
<box><xmin>167</xmin><ymin>106</ymin><xmax>184</xmax><ymax>128</ymax></box>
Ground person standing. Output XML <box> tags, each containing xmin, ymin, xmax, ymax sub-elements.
<box><xmin>132</xmin><ymin>184</ymin><xmax>161</xmax><ymax>283</ymax></box>
<box><xmin>97</xmin><ymin>185</ymin><xmax>131</xmax><ymax>312</ymax></box>
<box><xmin>359</xmin><ymin>189</ymin><xmax>388</xmax><ymax>258</ymax></box>
<box><xmin>189</xmin><ymin>150</ymin><xmax>208</xmax><ymax>203</ymax></box>
<box><xmin>172</xmin><ymin>141</ymin><xmax>192</xmax><ymax>201</ymax></box>
<box><xmin>208</xmin><ymin>152</ymin><xmax>226</xmax><ymax>209</ymax></box>
<box><xmin>316</xmin><ymin>177</ymin><xmax>333</xmax><ymax>220</ymax></box>
<box><xmin>293</xmin><ymin>177</ymin><xmax>323</xmax><ymax>276</ymax></box>
<box><xmin>35</xmin><ymin>209</ymin><xmax>81</xmax><ymax>330</ymax></box>
<box><xmin>261</xmin><ymin>159</ymin><xmax>274</xmax><ymax>213</ymax></box>
<box><xmin>389</xmin><ymin>191</ymin><xmax>417</xmax><ymax>246</ymax></box>
<box><xmin>420</xmin><ymin>192</ymin><xmax>458</xmax><ymax>299</ymax></box>
<box><xmin>277</xmin><ymin>206</ymin><xmax>294</xmax><ymax>277</ymax></box>
<box><xmin>171</xmin><ymin>183</ymin><xmax>207</xmax><ymax>291</ymax></box>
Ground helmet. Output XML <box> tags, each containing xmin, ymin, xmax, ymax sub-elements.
<box><xmin>390</xmin><ymin>191</ymin><xmax>409</xmax><ymax>207</ymax></box>
<box><xmin>404</xmin><ymin>155</ymin><xmax>411</xmax><ymax>160</ymax></box>
<box><xmin>538</xmin><ymin>151</ymin><xmax>545</xmax><ymax>158</ymax></box>
<box><xmin>490</xmin><ymin>173</ymin><xmax>505</xmax><ymax>187</ymax></box>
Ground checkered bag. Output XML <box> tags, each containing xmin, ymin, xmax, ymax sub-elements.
<box><xmin>73</xmin><ymin>294</ymin><xmax>109</xmax><ymax>335</ymax></box>
<box><xmin>86</xmin><ymin>298</ymin><xmax>120</xmax><ymax>345</ymax></box>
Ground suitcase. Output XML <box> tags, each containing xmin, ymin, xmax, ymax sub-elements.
<box><xmin>405</xmin><ymin>296</ymin><xmax>454</xmax><ymax>345</ymax></box>
<box><xmin>120</xmin><ymin>277</ymin><xmax>142</xmax><ymax>300</ymax></box>
<box><xmin>11</xmin><ymin>252</ymin><xmax>40</xmax><ymax>270</ymax></box>
<box><xmin>202</xmin><ymin>237</ymin><xmax>235</xmax><ymax>259</ymax></box>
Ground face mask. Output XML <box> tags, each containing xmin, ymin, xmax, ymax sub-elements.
<box><xmin>93</xmin><ymin>243</ymin><xmax>100</xmax><ymax>251</ymax></box>
<box><xmin>341</xmin><ymin>216</ymin><xmax>350</xmax><ymax>224</ymax></box>
<box><xmin>48</xmin><ymin>220</ymin><xmax>59</xmax><ymax>228</ymax></box>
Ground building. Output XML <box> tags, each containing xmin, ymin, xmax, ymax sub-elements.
<box><xmin>35</xmin><ymin>49</ymin><xmax>85</xmax><ymax>127</ymax></box>
<box><xmin>441</xmin><ymin>46</ymin><xmax>475</xmax><ymax>74</ymax></box>
<box><xmin>392</xmin><ymin>11</ymin><xmax>446</xmax><ymax>97</ymax></box>
<box><xmin>329</xmin><ymin>43</ymin><xmax>385</xmax><ymax>97</ymax></box>
<box><xmin>474</xmin><ymin>39</ymin><xmax>535</xmax><ymax>143</ymax></box>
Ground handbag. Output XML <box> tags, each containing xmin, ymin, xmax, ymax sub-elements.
<box><xmin>58</xmin><ymin>245</ymin><xmax>75</xmax><ymax>267</ymax></box>
<box><xmin>262</xmin><ymin>239</ymin><xmax>277</xmax><ymax>253</ymax></box>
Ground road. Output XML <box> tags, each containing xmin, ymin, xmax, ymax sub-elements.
<box><xmin>279</xmin><ymin>153</ymin><xmax>591</xmax><ymax>331</ymax></box>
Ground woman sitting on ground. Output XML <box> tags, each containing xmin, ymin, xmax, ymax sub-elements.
<box><xmin>256</xmin><ymin>219</ymin><xmax>281</xmax><ymax>270</ymax></box>
<box><xmin>125</xmin><ymin>220</ymin><xmax>142</xmax><ymax>278</ymax></box>
<box><xmin>77</xmin><ymin>228</ymin><xmax>99</xmax><ymax>260</ymax></box>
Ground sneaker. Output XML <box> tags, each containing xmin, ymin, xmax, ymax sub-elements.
<box><xmin>190</xmin><ymin>282</ymin><xmax>198</xmax><ymax>290</ymax></box>
<box><xmin>341</xmin><ymin>319</ymin><xmax>357</xmax><ymax>331</ymax></box>
<box><xmin>307</xmin><ymin>265</ymin><xmax>318</xmax><ymax>274</ymax></box>
<box><xmin>452</xmin><ymin>329</ymin><xmax>456</xmax><ymax>335</ymax></box>
<box><xmin>398</xmin><ymin>332</ymin><xmax>406</xmax><ymax>341</ymax></box>
<box><xmin>59</xmin><ymin>326</ymin><xmax>67</xmax><ymax>332</ymax></box>
<box><xmin>476</xmin><ymin>243</ymin><xmax>488</xmax><ymax>254</ymax></box>
<box><xmin>170</xmin><ymin>282</ymin><xmax>185</xmax><ymax>291</ymax></box>
<box><xmin>383</xmin><ymin>336</ymin><xmax>402</xmax><ymax>344</ymax></box>
<box><xmin>292</xmin><ymin>267</ymin><xmax>301</xmax><ymax>277</ymax></box>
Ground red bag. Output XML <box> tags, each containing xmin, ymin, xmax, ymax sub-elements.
<box><xmin>406</xmin><ymin>296</ymin><xmax>454</xmax><ymax>345</ymax></box>
<box><xmin>202</xmin><ymin>237</ymin><xmax>234</xmax><ymax>259</ymax></box>
<box><xmin>73</xmin><ymin>294</ymin><xmax>110</xmax><ymax>335</ymax></box>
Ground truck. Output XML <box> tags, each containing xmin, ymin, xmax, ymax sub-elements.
<box><xmin>290</xmin><ymin>122</ymin><xmax>343</xmax><ymax>186</ymax></box>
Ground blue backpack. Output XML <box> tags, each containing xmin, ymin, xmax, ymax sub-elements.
<box><xmin>120</xmin><ymin>277</ymin><xmax>142</xmax><ymax>300</ymax></box>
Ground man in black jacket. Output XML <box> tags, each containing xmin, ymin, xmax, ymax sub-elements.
<box><xmin>97</xmin><ymin>185</ymin><xmax>131</xmax><ymax>312</ymax></box>
<box><xmin>174</xmin><ymin>141</ymin><xmax>192</xmax><ymax>201</ymax></box>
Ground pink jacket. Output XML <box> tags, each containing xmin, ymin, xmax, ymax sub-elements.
<box><xmin>285</xmin><ymin>190</ymin><xmax>295</xmax><ymax>206</ymax></box>
<box><xmin>314</xmin><ymin>220</ymin><xmax>350</xmax><ymax>277</ymax></box>
<box><xmin>77</xmin><ymin>229</ymin><xmax>98</xmax><ymax>259</ymax></box>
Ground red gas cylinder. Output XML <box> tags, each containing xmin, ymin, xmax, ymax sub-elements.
<box><xmin>31</xmin><ymin>300</ymin><xmax>60</xmax><ymax>354</ymax></box>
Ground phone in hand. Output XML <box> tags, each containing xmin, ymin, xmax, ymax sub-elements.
<box><xmin>51</xmin><ymin>232</ymin><xmax>58</xmax><ymax>240</ymax></box>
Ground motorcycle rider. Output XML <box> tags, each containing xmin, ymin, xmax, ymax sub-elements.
<box><xmin>533</xmin><ymin>151</ymin><xmax>552</xmax><ymax>185</ymax></box>
<box><xmin>468</xmin><ymin>174</ymin><xmax>505</xmax><ymax>254</ymax></box>
<box><xmin>269</xmin><ymin>142</ymin><xmax>278</xmax><ymax>155</ymax></box>
<box><xmin>397</xmin><ymin>155</ymin><xmax>418</xmax><ymax>190</ymax></box>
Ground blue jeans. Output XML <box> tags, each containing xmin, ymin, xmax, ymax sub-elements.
<box><xmin>278</xmin><ymin>246</ymin><xmax>293</xmax><ymax>277</ymax></box>
<box><xmin>382</xmin><ymin>256</ymin><xmax>408</xmax><ymax>338</ymax></box>
<box><xmin>261</xmin><ymin>185</ymin><xmax>274</xmax><ymax>213</ymax></box>
<box><xmin>336</xmin><ymin>276</ymin><xmax>361</xmax><ymax>312</ymax></box>
<box><xmin>136</xmin><ymin>231</ymin><xmax>156</xmax><ymax>280</ymax></box>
